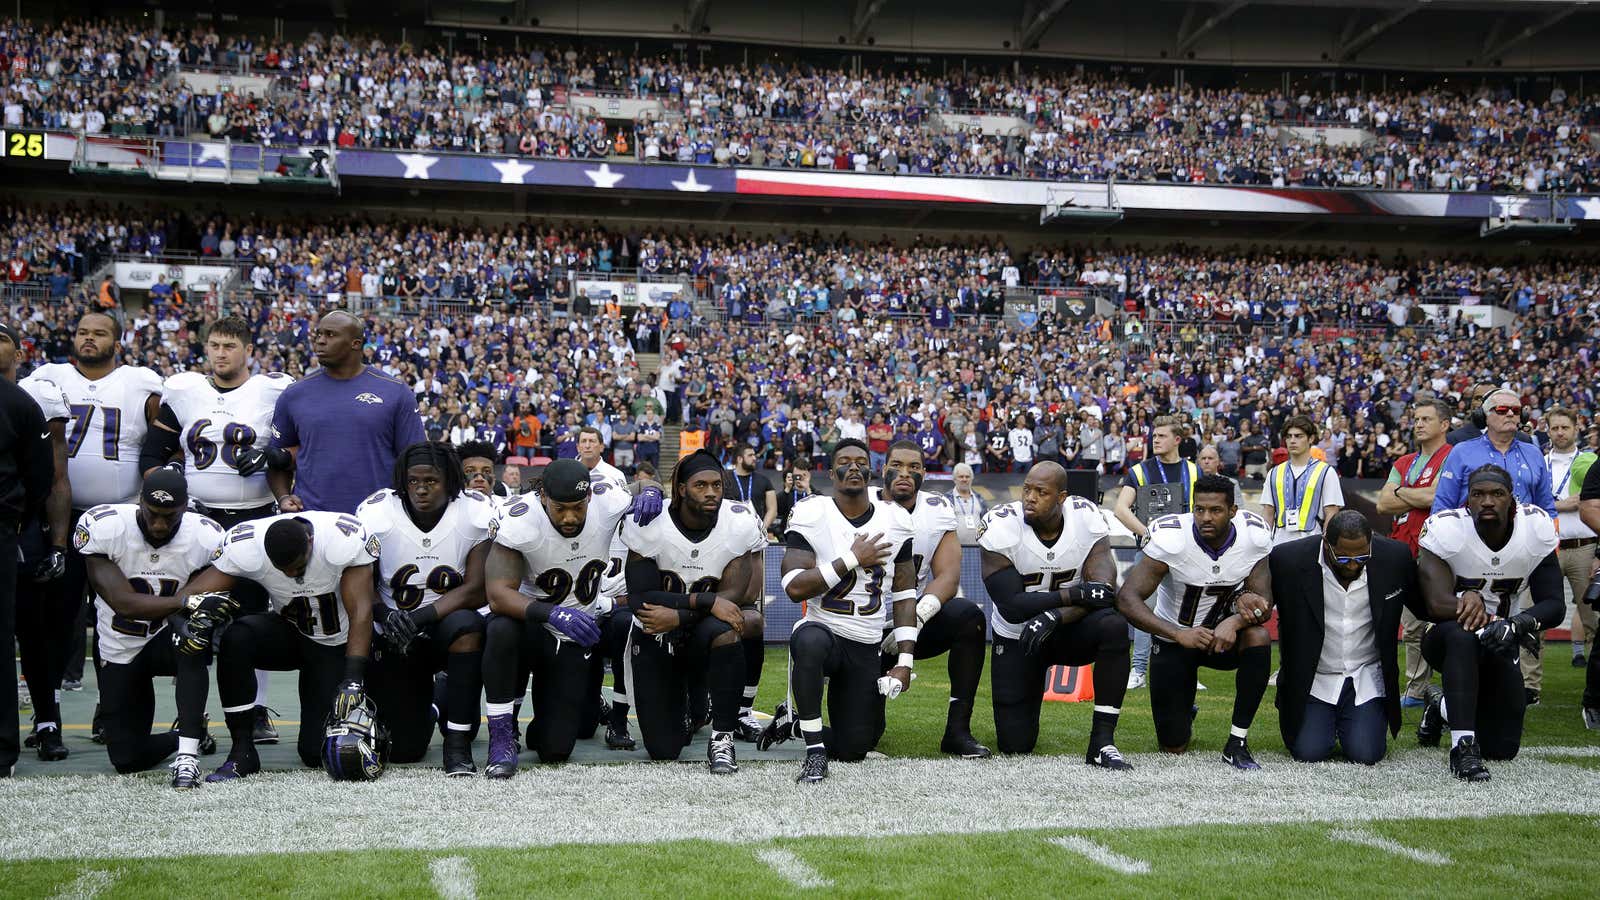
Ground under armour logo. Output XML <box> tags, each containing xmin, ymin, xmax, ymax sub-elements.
<box><xmin>354</xmin><ymin>392</ymin><xmax>384</xmax><ymax>405</ymax></box>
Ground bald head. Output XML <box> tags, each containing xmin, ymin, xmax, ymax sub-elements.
<box><xmin>1028</xmin><ymin>460</ymin><xmax>1070</xmax><ymax>493</ymax></box>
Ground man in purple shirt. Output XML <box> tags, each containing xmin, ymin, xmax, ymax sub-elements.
<box><xmin>270</xmin><ymin>311</ymin><xmax>426</xmax><ymax>513</ymax></box>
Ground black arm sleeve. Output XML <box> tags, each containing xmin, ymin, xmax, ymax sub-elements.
<box><xmin>1525</xmin><ymin>552</ymin><xmax>1567</xmax><ymax>630</ymax></box>
<box><xmin>785</xmin><ymin>531</ymin><xmax>814</xmax><ymax>553</ymax></box>
<box><xmin>138</xmin><ymin>403</ymin><xmax>183</xmax><ymax>472</ymax></box>
<box><xmin>982</xmin><ymin>565</ymin><xmax>1065</xmax><ymax>621</ymax></box>
<box><xmin>623</xmin><ymin>553</ymin><xmax>691</xmax><ymax>611</ymax></box>
<box><xmin>896</xmin><ymin>539</ymin><xmax>913</xmax><ymax>563</ymax></box>
<box><xmin>20</xmin><ymin>403</ymin><xmax>51</xmax><ymax>516</ymax></box>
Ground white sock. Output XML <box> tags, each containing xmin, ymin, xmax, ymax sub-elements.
<box><xmin>1576</xmin><ymin>641</ymin><xmax>1587</xmax><ymax>657</ymax></box>
<box><xmin>178</xmin><ymin>736</ymin><xmax>201</xmax><ymax>756</ymax></box>
<box><xmin>486</xmin><ymin>701</ymin><xmax>515</xmax><ymax>717</ymax></box>
<box><xmin>1438</xmin><ymin>696</ymin><xmax>1449</xmax><ymax>723</ymax></box>
<box><xmin>254</xmin><ymin>670</ymin><xmax>270</xmax><ymax>707</ymax></box>
<box><xmin>1452</xmin><ymin>729</ymin><xmax>1476</xmax><ymax>747</ymax></box>
<box><xmin>36</xmin><ymin>721</ymin><xmax>58</xmax><ymax>732</ymax></box>
<box><xmin>1229</xmin><ymin>725</ymin><xmax>1249</xmax><ymax>739</ymax></box>
<box><xmin>446</xmin><ymin>720</ymin><xmax>474</xmax><ymax>732</ymax></box>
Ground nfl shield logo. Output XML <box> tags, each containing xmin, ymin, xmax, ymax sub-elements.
<box><xmin>422</xmin><ymin>538</ymin><xmax>431</xmax><ymax>548</ymax></box>
<box><xmin>1212</xmin><ymin>565</ymin><xmax>1220</xmax><ymax>573</ymax></box>
<box><xmin>1491</xmin><ymin>556</ymin><xmax>1500</xmax><ymax>565</ymax></box>
<box><xmin>572</xmin><ymin>542</ymin><xmax>580</xmax><ymax>550</ymax></box>
<box><xmin>151</xmin><ymin>553</ymin><xmax>160</xmax><ymax>563</ymax></box>
<box><xmin>691</xmin><ymin>549</ymin><xmax>699</xmax><ymax>558</ymax></box>
<box><xmin>1046</xmin><ymin>551</ymin><xmax>1054</xmax><ymax>560</ymax></box>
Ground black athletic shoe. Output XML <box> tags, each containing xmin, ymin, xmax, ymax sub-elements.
<box><xmin>23</xmin><ymin>727</ymin><xmax>39</xmax><ymax>749</ymax></box>
<box><xmin>796</xmin><ymin>749</ymin><xmax>828</xmax><ymax>783</ymax></box>
<box><xmin>1524</xmin><ymin>689</ymin><xmax>1541</xmax><ymax>708</ymax></box>
<box><xmin>605</xmin><ymin>720</ymin><xmax>637</xmax><ymax>751</ymax></box>
<box><xmin>1574</xmin><ymin>653</ymin><xmax>1587</xmax><ymax>668</ymax></box>
<box><xmin>708</xmin><ymin>732</ymin><xmax>738</xmax><ymax>775</ymax></box>
<box><xmin>734</xmin><ymin>710</ymin><xmax>764</xmax><ymax>743</ymax></box>
<box><xmin>443</xmin><ymin>731</ymin><xmax>476</xmax><ymax>777</ymax></box>
<box><xmin>1417</xmin><ymin>695</ymin><xmax>1445</xmax><ymax>747</ymax></box>
<box><xmin>204</xmin><ymin>754</ymin><xmax>260</xmax><ymax>783</ymax></box>
<box><xmin>1449</xmin><ymin>736</ymin><xmax>1491</xmax><ymax>782</ymax></box>
<box><xmin>253</xmin><ymin>706</ymin><xmax>280</xmax><ymax>744</ymax></box>
<box><xmin>1222</xmin><ymin>735</ymin><xmax>1260</xmax><ymax>771</ymax></box>
<box><xmin>35</xmin><ymin>726</ymin><xmax>68</xmax><ymax>761</ymax></box>
<box><xmin>939</xmin><ymin>731</ymin><xmax>992</xmax><ymax>759</ymax></box>
<box><xmin>1086</xmin><ymin>744</ymin><xmax>1133</xmax><ymax>771</ymax></box>
<box><xmin>485</xmin><ymin>714</ymin><xmax>518</xmax><ymax>779</ymax></box>
<box><xmin>757</xmin><ymin>701</ymin><xmax>795</xmax><ymax>751</ymax></box>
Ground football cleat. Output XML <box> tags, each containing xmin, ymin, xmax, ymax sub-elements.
<box><xmin>171</xmin><ymin>754</ymin><xmax>201</xmax><ymax>790</ymax></box>
<box><xmin>734</xmin><ymin>710</ymin><xmax>765</xmax><ymax>743</ymax></box>
<box><xmin>1086</xmin><ymin>744</ymin><xmax>1133</xmax><ymax>771</ymax></box>
<box><xmin>204</xmin><ymin>755</ymin><xmax>260</xmax><ymax>783</ymax></box>
<box><xmin>796</xmin><ymin>749</ymin><xmax>829</xmax><ymax>783</ymax></box>
<box><xmin>170</xmin><ymin>715</ymin><xmax>218</xmax><ymax>755</ymax></box>
<box><xmin>253</xmin><ymin>706</ymin><xmax>281</xmax><ymax>744</ymax></box>
<box><xmin>940</xmin><ymin>731</ymin><xmax>992</xmax><ymax>759</ymax></box>
<box><xmin>485</xmin><ymin>714</ymin><xmax>518</xmax><ymax>779</ymax></box>
<box><xmin>757</xmin><ymin>701</ymin><xmax>795</xmax><ymax>751</ymax></box>
<box><xmin>606</xmin><ymin>716</ymin><xmax>637</xmax><ymax>750</ymax></box>
<box><xmin>61</xmin><ymin>679</ymin><xmax>84</xmax><ymax>692</ymax></box>
<box><xmin>1449</xmin><ymin>736</ymin><xmax>1491</xmax><ymax>782</ymax></box>
<box><xmin>708</xmin><ymin>732</ymin><xmax>738</xmax><ymax>775</ymax></box>
<box><xmin>1584</xmin><ymin>707</ymin><xmax>1600</xmax><ymax>731</ymax></box>
<box><xmin>443</xmin><ymin>731</ymin><xmax>477</xmax><ymax>777</ymax></box>
<box><xmin>1222</xmin><ymin>736</ymin><xmax>1260</xmax><ymax>771</ymax></box>
<box><xmin>35</xmin><ymin>725</ymin><xmax>68</xmax><ymax>762</ymax></box>
<box><xmin>1416</xmin><ymin>695</ymin><xmax>1445</xmax><ymax>747</ymax></box>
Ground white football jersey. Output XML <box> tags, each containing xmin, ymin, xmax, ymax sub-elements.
<box><xmin>357</xmin><ymin>488</ymin><xmax>495</xmax><ymax>611</ymax></box>
<box><xmin>622</xmin><ymin>500</ymin><xmax>767</xmax><ymax>632</ymax></box>
<box><xmin>1144</xmin><ymin>510</ymin><xmax>1273</xmax><ymax>628</ymax></box>
<box><xmin>787</xmin><ymin>495</ymin><xmax>915</xmax><ymax>644</ymax></box>
<box><xmin>588</xmin><ymin>462</ymin><xmax>631</xmax><ymax>601</ymax></box>
<box><xmin>978</xmin><ymin>497</ymin><xmax>1108</xmax><ymax>640</ymax></box>
<box><xmin>879</xmin><ymin>489</ymin><xmax>958</xmax><ymax>592</ymax></box>
<box><xmin>18</xmin><ymin>376</ymin><xmax>69</xmax><ymax>422</ymax></box>
<box><xmin>162</xmin><ymin>371</ymin><xmax>293</xmax><ymax>509</ymax></box>
<box><xmin>25</xmin><ymin>363</ymin><xmax>162</xmax><ymax>508</ymax></box>
<box><xmin>1419</xmin><ymin>504</ymin><xmax>1559</xmax><ymax>618</ymax></box>
<box><xmin>212</xmin><ymin>511</ymin><xmax>381</xmax><ymax>647</ymax></box>
<box><xmin>492</xmin><ymin>480</ymin><xmax>633</xmax><ymax>638</ymax></box>
<box><xmin>73</xmin><ymin>504</ymin><xmax>225</xmax><ymax>664</ymax></box>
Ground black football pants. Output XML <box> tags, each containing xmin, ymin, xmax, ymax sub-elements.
<box><xmin>97</xmin><ymin>629</ymin><xmax>211</xmax><ymax>773</ymax></box>
<box><xmin>217</xmin><ymin>613</ymin><xmax>346</xmax><ymax>768</ymax></box>
<box><xmin>369</xmin><ymin>608</ymin><xmax>485</xmax><ymax>762</ymax></box>
<box><xmin>990</xmin><ymin>607</ymin><xmax>1130</xmax><ymax>755</ymax></box>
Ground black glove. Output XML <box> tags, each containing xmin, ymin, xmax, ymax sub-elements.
<box><xmin>1508</xmin><ymin>612</ymin><xmax>1542</xmax><ymax>655</ymax></box>
<box><xmin>172</xmin><ymin>609</ymin><xmax>220</xmax><ymax>656</ymax></box>
<box><xmin>234</xmin><ymin>446</ymin><xmax>291</xmax><ymax>477</ymax></box>
<box><xmin>1019</xmin><ymin>608</ymin><xmax>1062</xmax><ymax>656</ymax></box>
<box><xmin>32</xmin><ymin>549</ymin><xmax>66</xmax><ymax>583</ymax></box>
<box><xmin>332</xmin><ymin>680</ymin><xmax>366</xmax><ymax>720</ymax></box>
<box><xmin>184</xmin><ymin>591</ymin><xmax>239</xmax><ymax>619</ymax></box>
<box><xmin>1477</xmin><ymin>618</ymin><xmax>1520</xmax><ymax>662</ymax></box>
<box><xmin>1066</xmin><ymin>581</ymin><xmax>1115</xmax><ymax>610</ymax></box>
<box><xmin>382</xmin><ymin>606</ymin><xmax>419</xmax><ymax>654</ymax></box>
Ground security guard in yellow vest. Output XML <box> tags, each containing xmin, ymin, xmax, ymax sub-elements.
<box><xmin>1113</xmin><ymin>415</ymin><xmax>1199</xmax><ymax>544</ymax></box>
<box><xmin>1259</xmin><ymin>416</ymin><xmax>1344</xmax><ymax>546</ymax></box>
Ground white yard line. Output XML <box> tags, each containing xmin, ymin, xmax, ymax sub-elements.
<box><xmin>1049</xmin><ymin>836</ymin><xmax>1150</xmax><ymax>875</ymax></box>
<box><xmin>2</xmin><ymin>749</ymin><xmax>1598</xmax><ymax>861</ymax></box>
<box><xmin>755</xmin><ymin>848</ymin><xmax>833</xmax><ymax>889</ymax></box>
<box><xmin>1328</xmin><ymin>828</ymin><xmax>1450</xmax><ymax>865</ymax></box>
<box><xmin>1520</xmin><ymin>745</ymin><xmax>1600</xmax><ymax>757</ymax></box>
<box><xmin>429</xmin><ymin>856</ymin><xmax>478</xmax><ymax>900</ymax></box>
<box><xmin>49</xmin><ymin>869</ymin><xmax>118</xmax><ymax>900</ymax></box>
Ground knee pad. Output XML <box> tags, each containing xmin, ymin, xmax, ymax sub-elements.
<box><xmin>437</xmin><ymin>608</ymin><xmax>485</xmax><ymax>642</ymax></box>
<box><xmin>790</xmin><ymin>624</ymin><xmax>832</xmax><ymax>664</ymax></box>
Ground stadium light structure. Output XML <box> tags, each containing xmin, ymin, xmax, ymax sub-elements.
<box><xmin>1040</xmin><ymin>179</ymin><xmax>1124</xmax><ymax>226</ymax></box>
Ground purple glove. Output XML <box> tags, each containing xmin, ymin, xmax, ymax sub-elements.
<box><xmin>547</xmin><ymin>606</ymin><xmax>602</xmax><ymax>647</ymax></box>
<box><xmin>629</xmin><ymin>485</ymin><xmax>665</xmax><ymax>526</ymax></box>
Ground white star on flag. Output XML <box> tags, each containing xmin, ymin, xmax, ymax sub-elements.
<box><xmin>491</xmin><ymin>158</ymin><xmax>535</xmax><ymax>184</ymax></box>
<box><xmin>397</xmin><ymin>153</ymin><xmax>439</xmax><ymax>179</ymax></box>
<box><xmin>584</xmin><ymin>163</ymin><xmax>624</xmax><ymax>188</ymax></box>
<box><xmin>196</xmin><ymin>142</ymin><xmax>228</xmax><ymax>164</ymax></box>
<box><xmin>1491</xmin><ymin>195</ymin><xmax>1528</xmax><ymax>219</ymax></box>
<box><xmin>1573</xmin><ymin>196</ymin><xmax>1600</xmax><ymax>220</ymax></box>
<box><xmin>671</xmin><ymin>169</ymin><xmax>712</xmax><ymax>192</ymax></box>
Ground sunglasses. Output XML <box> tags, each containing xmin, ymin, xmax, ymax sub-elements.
<box><xmin>1324</xmin><ymin>546</ymin><xmax>1372</xmax><ymax>566</ymax></box>
<box><xmin>1489</xmin><ymin>405</ymin><xmax>1522</xmax><ymax>416</ymax></box>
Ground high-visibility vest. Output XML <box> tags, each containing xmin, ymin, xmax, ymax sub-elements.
<box><xmin>1131</xmin><ymin>459</ymin><xmax>1198</xmax><ymax>511</ymax></box>
<box><xmin>1269</xmin><ymin>459</ymin><xmax>1330</xmax><ymax>531</ymax></box>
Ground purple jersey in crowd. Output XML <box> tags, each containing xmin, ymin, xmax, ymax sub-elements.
<box><xmin>271</xmin><ymin>366</ymin><xmax>426</xmax><ymax>513</ymax></box>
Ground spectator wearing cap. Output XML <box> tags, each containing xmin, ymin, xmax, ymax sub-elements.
<box><xmin>1431</xmin><ymin>388</ymin><xmax>1555</xmax><ymax>516</ymax></box>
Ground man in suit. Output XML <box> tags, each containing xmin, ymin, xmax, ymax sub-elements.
<box><xmin>1241</xmin><ymin>510</ymin><xmax>1447</xmax><ymax>764</ymax></box>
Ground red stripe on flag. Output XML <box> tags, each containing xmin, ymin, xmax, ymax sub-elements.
<box><xmin>736</xmin><ymin>178</ymin><xmax>979</xmax><ymax>203</ymax></box>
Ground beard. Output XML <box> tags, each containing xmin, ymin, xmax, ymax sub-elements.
<box><xmin>72</xmin><ymin>344</ymin><xmax>114</xmax><ymax>367</ymax></box>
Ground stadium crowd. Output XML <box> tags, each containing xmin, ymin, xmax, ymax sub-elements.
<box><xmin>4</xmin><ymin>17</ymin><xmax>1599</xmax><ymax>192</ymax></box>
<box><xmin>7</xmin><ymin>203</ymin><xmax>1600</xmax><ymax>502</ymax></box>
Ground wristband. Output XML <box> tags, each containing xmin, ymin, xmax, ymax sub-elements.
<box><xmin>820</xmin><ymin>563</ymin><xmax>842</xmax><ymax>589</ymax></box>
<box><xmin>891</xmin><ymin>588</ymin><xmax>917</xmax><ymax>603</ymax></box>
<box><xmin>343</xmin><ymin>655</ymin><xmax>368</xmax><ymax>682</ymax></box>
<box><xmin>836</xmin><ymin>549</ymin><xmax>859</xmax><ymax>572</ymax></box>
<box><xmin>896</xmin><ymin>652</ymin><xmax>915</xmax><ymax>670</ymax></box>
<box><xmin>892</xmin><ymin>625</ymin><xmax>919</xmax><ymax>645</ymax></box>
<box><xmin>689</xmin><ymin>592</ymin><xmax>717</xmax><ymax>611</ymax></box>
<box><xmin>781</xmin><ymin>569</ymin><xmax>804</xmax><ymax>591</ymax></box>
<box><xmin>916</xmin><ymin>594</ymin><xmax>942</xmax><ymax>625</ymax></box>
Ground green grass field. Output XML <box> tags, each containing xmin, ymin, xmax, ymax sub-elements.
<box><xmin>5</xmin><ymin>645</ymin><xmax>1598</xmax><ymax>897</ymax></box>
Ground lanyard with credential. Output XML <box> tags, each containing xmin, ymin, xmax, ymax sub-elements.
<box><xmin>735</xmin><ymin>474</ymin><xmax>754</xmax><ymax>504</ymax></box>
<box><xmin>1550</xmin><ymin>455</ymin><xmax>1574</xmax><ymax>497</ymax></box>
<box><xmin>1152</xmin><ymin>460</ymin><xmax>1191</xmax><ymax>508</ymax></box>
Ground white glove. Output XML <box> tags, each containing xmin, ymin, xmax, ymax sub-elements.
<box><xmin>592</xmin><ymin>595</ymin><xmax>615</xmax><ymax>617</ymax></box>
<box><xmin>915</xmin><ymin>595</ymin><xmax>943</xmax><ymax>626</ymax></box>
<box><xmin>877</xmin><ymin>675</ymin><xmax>904</xmax><ymax>700</ymax></box>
